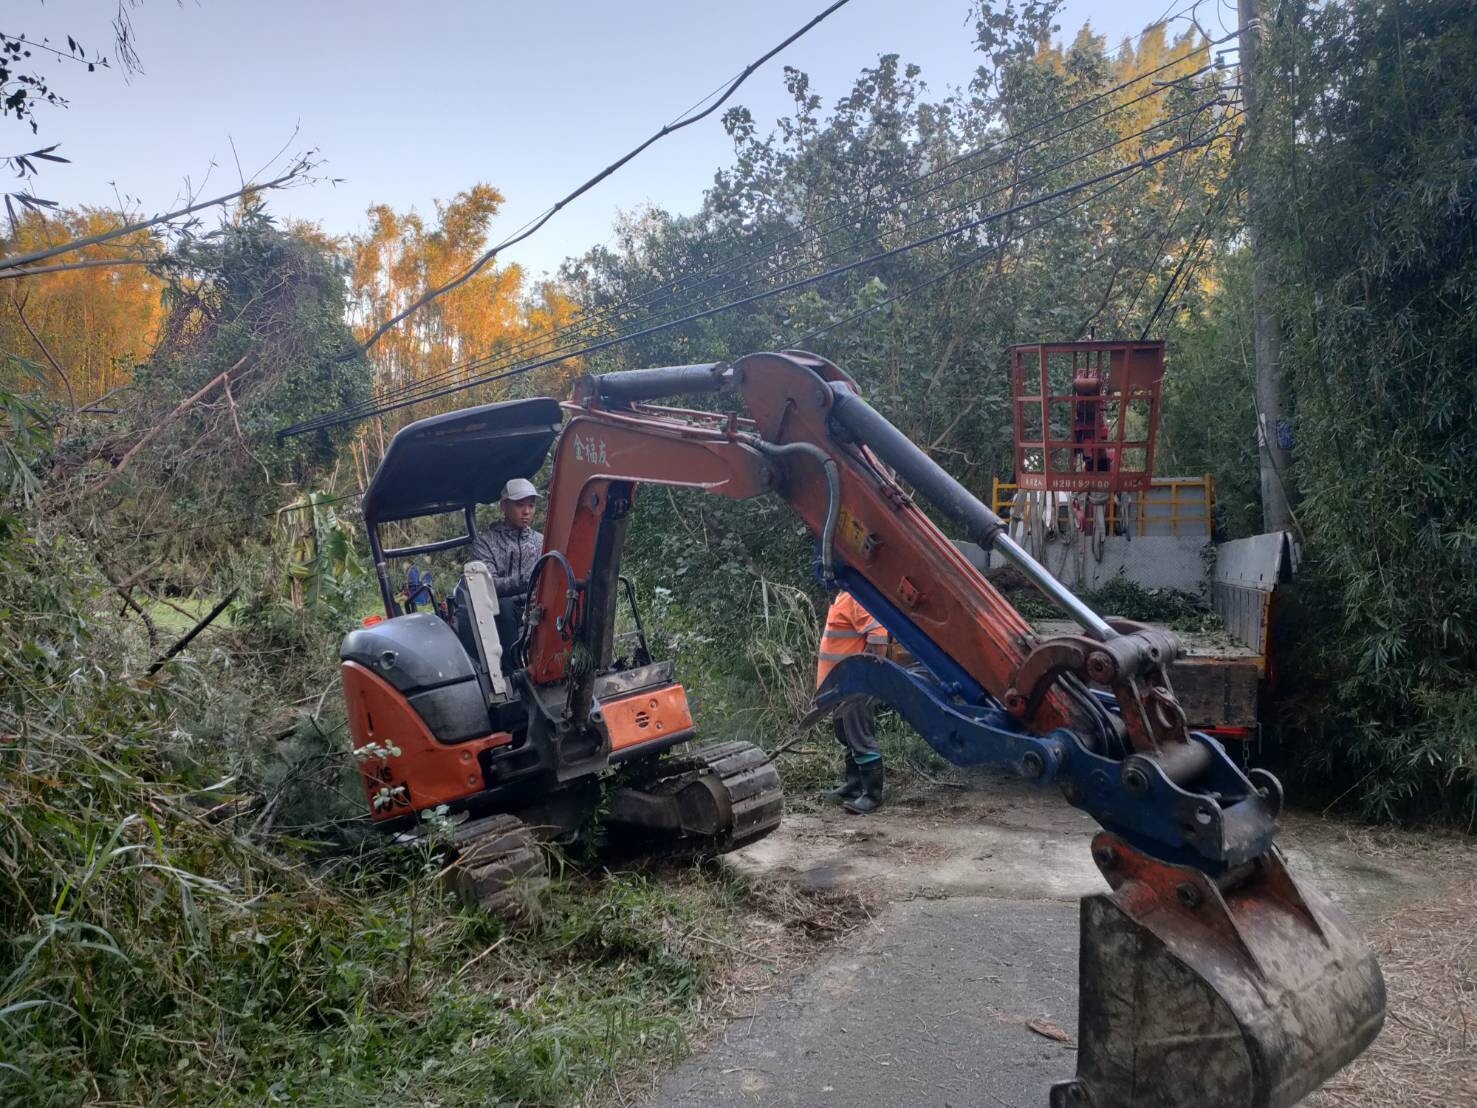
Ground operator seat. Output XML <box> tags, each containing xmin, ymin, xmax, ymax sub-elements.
<box><xmin>451</xmin><ymin>561</ymin><xmax>528</xmax><ymax>733</ymax></box>
<box><xmin>458</xmin><ymin>561</ymin><xmax>510</xmax><ymax>700</ymax></box>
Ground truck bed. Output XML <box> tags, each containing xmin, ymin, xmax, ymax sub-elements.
<box><xmin>1034</xmin><ymin>620</ymin><xmax>1261</xmax><ymax>731</ymax></box>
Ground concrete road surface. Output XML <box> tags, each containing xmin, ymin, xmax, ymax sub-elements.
<box><xmin>641</xmin><ymin>776</ymin><xmax>1436</xmax><ymax>1108</ymax></box>
<box><xmin>651</xmin><ymin>895</ymin><xmax>1079</xmax><ymax>1107</ymax></box>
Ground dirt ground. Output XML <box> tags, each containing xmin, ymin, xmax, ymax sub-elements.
<box><xmin>638</xmin><ymin>765</ymin><xmax>1477</xmax><ymax>1107</ymax></box>
<box><xmin>1295</xmin><ymin>825</ymin><xmax>1477</xmax><ymax>1108</ymax></box>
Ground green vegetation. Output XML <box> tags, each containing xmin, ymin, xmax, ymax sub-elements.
<box><xmin>1256</xmin><ymin>0</ymin><xmax>1477</xmax><ymax>824</ymax></box>
<box><xmin>0</xmin><ymin>394</ymin><xmax>802</xmax><ymax>1107</ymax></box>
<box><xmin>3</xmin><ymin>0</ymin><xmax>1476</xmax><ymax>1101</ymax></box>
<box><xmin>1158</xmin><ymin>251</ymin><xmax>1262</xmax><ymax>539</ymax></box>
<box><xmin>0</xmin><ymin>218</ymin><xmax>784</xmax><ymax>1103</ymax></box>
<box><xmin>1002</xmin><ymin>572</ymin><xmax>1225</xmax><ymax>634</ymax></box>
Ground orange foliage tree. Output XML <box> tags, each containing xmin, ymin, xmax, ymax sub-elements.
<box><xmin>0</xmin><ymin>209</ymin><xmax>165</xmax><ymax>406</ymax></box>
<box><xmin>346</xmin><ymin>185</ymin><xmax>582</xmax><ymax>445</ymax></box>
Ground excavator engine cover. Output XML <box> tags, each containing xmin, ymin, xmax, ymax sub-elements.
<box><xmin>1051</xmin><ymin>834</ymin><xmax>1385</xmax><ymax>1108</ymax></box>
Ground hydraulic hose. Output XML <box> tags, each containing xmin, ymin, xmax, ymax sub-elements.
<box><xmin>514</xmin><ymin>550</ymin><xmax>579</xmax><ymax>666</ymax></box>
<box><xmin>756</xmin><ymin>440</ymin><xmax>841</xmax><ymax>583</ymax></box>
<box><xmin>828</xmin><ymin>385</ymin><xmax>1116</xmax><ymax>641</ymax></box>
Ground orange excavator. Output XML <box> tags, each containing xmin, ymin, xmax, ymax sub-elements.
<box><xmin>339</xmin><ymin>350</ymin><xmax>1384</xmax><ymax>1107</ymax></box>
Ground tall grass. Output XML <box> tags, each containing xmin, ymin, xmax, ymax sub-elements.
<box><xmin>745</xmin><ymin>579</ymin><xmax>823</xmax><ymax>729</ymax></box>
<box><xmin>0</xmin><ymin>516</ymin><xmax>751</xmax><ymax>1104</ymax></box>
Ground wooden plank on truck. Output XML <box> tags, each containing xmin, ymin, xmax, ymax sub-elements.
<box><xmin>1169</xmin><ymin>655</ymin><xmax>1260</xmax><ymax>728</ymax></box>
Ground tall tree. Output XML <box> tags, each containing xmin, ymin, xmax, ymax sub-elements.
<box><xmin>347</xmin><ymin>187</ymin><xmax>581</xmax><ymax>431</ymax></box>
<box><xmin>1262</xmin><ymin>0</ymin><xmax>1477</xmax><ymax>822</ymax></box>
<box><xmin>0</xmin><ymin>208</ymin><xmax>165</xmax><ymax>405</ymax></box>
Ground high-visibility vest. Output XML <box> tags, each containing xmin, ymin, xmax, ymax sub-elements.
<box><xmin>815</xmin><ymin>592</ymin><xmax>889</xmax><ymax>689</ymax></box>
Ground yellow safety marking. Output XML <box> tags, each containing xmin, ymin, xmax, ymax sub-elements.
<box><xmin>836</xmin><ymin>505</ymin><xmax>870</xmax><ymax>557</ymax></box>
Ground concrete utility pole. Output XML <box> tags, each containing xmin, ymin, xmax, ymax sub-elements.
<box><xmin>1238</xmin><ymin>0</ymin><xmax>1294</xmax><ymax>534</ymax></box>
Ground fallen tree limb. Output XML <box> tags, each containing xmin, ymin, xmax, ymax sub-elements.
<box><xmin>0</xmin><ymin>256</ymin><xmax>159</xmax><ymax>281</ymax></box>
<box><xmin>113</xmin><ymin>579</ymin><xmax>158</xmax><ymax>647</ymax></box>
<box><xmin>115</xmin><ymin>556</ymin><xmax>165</xmax><ymax>592</ymax></box>
<box><xmin>11</xmin><ymin>292</ymin><xmax>77</xmax><ymax>410</ymax></box>
<box><xmin>93</xmin><ymin>552</ymin><xmax>159</xmax><ymax>648</ymax></box>
<box><xmin>146</xmin><ymin>588</ymin><xmax>239</xmax><ymax>676</ymax></box>
<box><xmin>79</xmin><ymin>353</ymin><xmax>249</xmax><ymax>499</ymax></box>
<box><xmin>0</xmin><ymin>161</ymin><xmax>312</xmax><ymax>273</ymax></box>
<box><xmin>224</xmin><ymin>373</ymin><xmax>272</xmax><ymax>484</ymax></box>
<box><xmin>144</xmin><ymin>589</ymin><xmax>207</xmax><ymax>622</ymax></box>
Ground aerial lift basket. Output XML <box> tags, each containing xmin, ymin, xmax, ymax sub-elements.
<box><xmin>1010</xmin><ymin>341</ymin><xmax>1165</xmax><ymax>495</ymax></box>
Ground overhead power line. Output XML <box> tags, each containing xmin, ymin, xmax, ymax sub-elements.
<box><xmin>189</xmin><ymin>159</ymin><xmax>1235</xmax><ymax>538</ymax></box>
<box><xmin>349</xmin><ymin>26</ymin><xmax>1235</xmax><ymax>414</ymax></box>
<box><xmin>1138</xmin><ymin>165</ymin><xmax>1241</xmax><ymax>338</ymax></box>
<box><xmin>349</xmin><ymin>0</ymin><xmax>858</xmax><ymax>357</ymax></box>
<box><xmin>797</xmin><ymin>111</ymin><xmax>1242</xmax><ymax>348</ymax></box>
<box><xmin>300</xmin><ymin>114</ymin><xmax>1237</xmax><ymax>433</ymax></box>
<box><xmin>792</xmin><ymin>163</ymin><xmax>1160</xmax><ymax>347</ymax></box>
<box><xmin>317</xmin><ymin>92</ymin><xmax>1238</xmax><ymax>427</ymax></box>
<box><xmin>283</xmin><ymin>124</ymin><xmax>1230</xmax><ymax>437</ymax></box>
<box><xmin>360</xmin><ymin>70</ymin><xmax>1221</xmax><ymax>414</ymax></box>
<box><xmin>1114</xmin><ymin>101</ymin><xmax>1229</xmax><ymax>335</ymax></box>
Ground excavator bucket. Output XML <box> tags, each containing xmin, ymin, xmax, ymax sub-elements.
<box><xmin>1051</xmin><ymin>834</ymin><xmax>1385</xmax><ymax>1108</ymax></box>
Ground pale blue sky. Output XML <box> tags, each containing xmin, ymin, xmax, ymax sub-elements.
<box><xmin>13</xmin><ymin>0</ymin><xmax>1225</xmax><ymax>279</ymax></box>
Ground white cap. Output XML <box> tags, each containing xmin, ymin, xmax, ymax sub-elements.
<box><xmin>501</xmin><ymin>477</ymin><xmax>540</xmax><ymax>501</ymax></box>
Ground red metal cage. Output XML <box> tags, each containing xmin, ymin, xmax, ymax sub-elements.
<box><xmin>1009</xmin><ymin>340</ymin><xmax>1165</xmax><ymax>494</ymax></box>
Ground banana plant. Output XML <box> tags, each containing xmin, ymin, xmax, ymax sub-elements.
<box><xmin>277</xmin><ymin>489</ymin><xmax>366</xmax><ymax>612</ymax></box>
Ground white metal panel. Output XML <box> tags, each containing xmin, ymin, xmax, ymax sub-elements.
<box><xmin>461</xmin><ymin>560</ymin><xmax>508</xmax><ymax>700</ymax></box>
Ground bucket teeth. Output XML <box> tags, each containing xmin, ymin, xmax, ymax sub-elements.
<box><xmin>1052</xmin><ymin>833</ymin><xmax>1385</xmax><ymax>1108</ymax></box>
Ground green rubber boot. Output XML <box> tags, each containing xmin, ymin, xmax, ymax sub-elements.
<box><xmin>843</xmin><ymin>759</ymin><xmax>884</xmax><ymax>814</ymax></box>
<box><xmin>823</xmin><ymin>755</ymin><xmax>863</xmax><ymax>803</ymax></box>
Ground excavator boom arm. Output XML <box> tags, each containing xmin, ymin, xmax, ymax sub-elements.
<box><xmin>532</xmin><ymin>352</ymin><xmax>1237</xmax><ymax>838</ymax></box>
<box><xmin>531</xmin><ymin>355</ymin><xmax>1087</xmax><ymax>732</ymax></box>
<box><xmin>523</xmin><ymin>351</ymin><xmax>1383</xmax><ymax>1107</ymax></box>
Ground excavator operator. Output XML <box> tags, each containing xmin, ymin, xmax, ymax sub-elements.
<box><xmin>471</xmin><ymin>478</ymin><xmax>544</xmax><ymax>598</ymax></box>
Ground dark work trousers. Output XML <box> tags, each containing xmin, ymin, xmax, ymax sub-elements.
<box><xmin>833</xmin><ymin>696</ymin><xmax>882</xmax><ymax>764</ymax></box>
<box><xmin>830</xmin><ymin>660</ymin><xmax>936</xmax><ymax>765</ymax></box>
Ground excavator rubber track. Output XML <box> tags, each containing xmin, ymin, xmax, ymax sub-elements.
<box><xmin>690</xmin><ymin>739</ymin><xmax>785</xmax><ymax>853</ymax></box>
<box><xmin>610</xmin><ymin>739</ymin><xmax>784</xmax><ymax>859</ymax></box>
<box><xmin>445</xmin><ymin>812</ymin><xmax>549</xmax><ymax>916</ymax></box>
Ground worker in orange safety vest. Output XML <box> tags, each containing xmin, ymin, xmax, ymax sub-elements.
<box><xmin>814</xmin><ymin>591</ymin><xmax>891</xmax><ymax>813</ymax></box>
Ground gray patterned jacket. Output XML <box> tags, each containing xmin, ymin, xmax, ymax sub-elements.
<box><xmin>470</xmin><ymin>523</ymin><xmax>544</xmax><ymax>598</ymax></box>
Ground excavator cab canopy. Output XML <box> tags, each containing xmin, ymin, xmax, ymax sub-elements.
<box><xmin>361</xmin><ymin>397</ymin><xmax>564</xmax><ymax>614</ymax></box>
